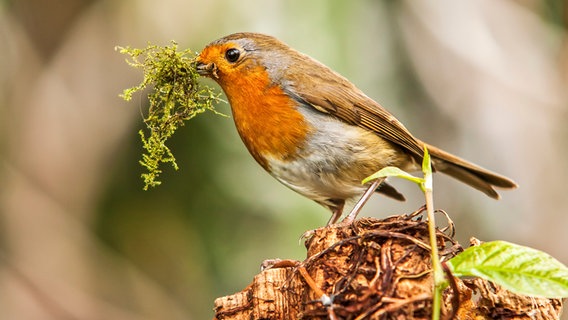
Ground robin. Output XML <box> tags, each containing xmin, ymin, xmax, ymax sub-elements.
<box><xmin>196</xmin><ymin>32</ymin><xmax>517</xmax><ymax>225</ymax></box>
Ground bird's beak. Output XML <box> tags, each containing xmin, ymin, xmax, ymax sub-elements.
<box><xmin>195</xmin><ymin>60</ymin><xmax>218</xmax><ymax>79</ymax></box>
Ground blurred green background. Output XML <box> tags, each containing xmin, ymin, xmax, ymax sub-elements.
<box><xmin>1</xmin><ymin>0</ymin><xmax>567</xmax><ymax>319</ymax></box>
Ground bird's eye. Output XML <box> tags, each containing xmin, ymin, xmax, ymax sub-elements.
<box><xmin>225</xmin><ymin>48</ymin><xmax>240</xmax><ymax>63</ymax></box>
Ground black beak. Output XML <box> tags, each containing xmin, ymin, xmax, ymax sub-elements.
<box><xmin>195</xmin><ymin>61</ymin><xmax>218</xmax><ymax>79</ymax></box>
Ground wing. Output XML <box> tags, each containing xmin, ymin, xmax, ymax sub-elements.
<box><xmin>283</xmin><ymin>64</ymin><xmax>425</xmax><ymax>159</ymax></box>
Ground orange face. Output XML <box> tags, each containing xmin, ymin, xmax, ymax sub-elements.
<box><xmin>196</xmin><ymin>32</ymin><xmax>296</xmax><ymax>87</ymax></box>
<box><xmin>197</xmin><ymin>39</ymin><xmax>267</xmax><ymax>102</ymax></box>
<box><xmin>197</xmin><ymin>41</ymin><xmax>241</xmax><ymax>81</ymax></box>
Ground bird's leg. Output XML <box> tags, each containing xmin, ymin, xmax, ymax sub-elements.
<box><xmin>341</xmin><ymin>178</ymin><xmax>385</xmax><ymax>225</ymax></box>
<box><xmin>326</xmin><ymin>201</ymin><xmax>345</xmax><ymax>226</ymax></box>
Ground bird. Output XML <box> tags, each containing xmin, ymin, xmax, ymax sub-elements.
<box><xmin>195</xmin><ymin>32</ymin><xmax>517</xmax><ymax>225</ymax></box>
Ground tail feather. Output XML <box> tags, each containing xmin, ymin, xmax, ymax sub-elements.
<box><xmin>423</xmin><ymin>142</ymin><xmax>518</xmax><ymax>199</ymax></box>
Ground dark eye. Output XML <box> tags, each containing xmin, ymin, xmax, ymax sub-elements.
<box><xmin>225</xmin><ymin>48</ymin><xmax>240</xmax><ymax>63</ymax></box>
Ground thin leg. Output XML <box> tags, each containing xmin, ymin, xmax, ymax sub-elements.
<box><xmin>341</xmin><ymin>178</ymin><xmax>384</xmax><ymax>225</ymax></box>
<box><xmin>326</xmin><ymin>201</ymin><xmax>345</xmax><ymax>226</ymax></box>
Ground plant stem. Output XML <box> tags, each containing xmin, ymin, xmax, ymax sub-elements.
<box><xmin>424</xmin><ymin>178</ymin><xmax>443</xmax><ymax>320</ymax></box>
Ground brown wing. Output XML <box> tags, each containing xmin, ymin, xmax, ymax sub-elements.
<box><xmin>279</xmin><ymin>53</ymin><xmax>517</xmax><ymax>198</ymax></box>
<box><xmin>284</xmin><ymin>63</ymin><xmax>425</xmax><ymax>159</ymax></box>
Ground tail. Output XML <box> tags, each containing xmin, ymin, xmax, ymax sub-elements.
<box><xmin>424</xmin><ymin>142</ymin><xmax>518</xmax><ymax>199</ymax></box>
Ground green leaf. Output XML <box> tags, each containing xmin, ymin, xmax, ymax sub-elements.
<box><xmin>447</xmin><ymin>240</ymin><xmax>568</xmax><ymax>298</ymax></box>
<box><xmin>421</xmin><ymin>146</ymin><xmax>432</xmax><ymax>191</ymax></box>
<box><xmin>362</xmin><ymin>166</ymin><xmax>424</xmax><ymax>185</ymax></box>
<box><xmin>421</xmin><ymin>146</ymin><xmax>431</xmax><ymax>175</ymax></box>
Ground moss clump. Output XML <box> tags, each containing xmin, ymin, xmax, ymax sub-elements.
<box><xmin>117</xmin><ymin>41</ymin><xmax>223</xmax><ymax>190</ymax></box>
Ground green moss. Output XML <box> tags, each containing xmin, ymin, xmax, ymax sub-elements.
<box><xmin>116</xmin><ymin>41</ymin><xmax>224</xmax><ymax>190</ymax></box>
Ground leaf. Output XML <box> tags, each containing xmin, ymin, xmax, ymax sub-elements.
<box><xmin>362</xmin><ymin>166</ymin><xmax>424</xmax><ymax>185</ymax></box>
<box><xmin>447</xmin><ymin>240</ymin><xmax>568</xmax><ymax>298</ymax></box>
<box><xmin>421</xmin><ymin>146</ymin><xmax>431</xmax><ymax>175</ymax></box>
<box><xmin>421</xmin><ymin>146</ymin><xmax>432</xmax><ymax>191</ymax></box>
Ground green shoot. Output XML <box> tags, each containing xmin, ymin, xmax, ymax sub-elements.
<box><xmin>364</xmin><ymin>147</ymin><xmax>443</xmax><ymax>320</ymax></box>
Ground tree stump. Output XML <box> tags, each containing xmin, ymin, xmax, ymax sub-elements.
<box><xmin>213</xmin><ymin>211</ymin><xmax>563</xmax><ymax>319</ymax></box>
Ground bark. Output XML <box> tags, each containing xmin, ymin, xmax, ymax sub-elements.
<box><xmin>213</xmin><ymin>211</ymin><xmax>563</xmax><ymax>320</ymax></box>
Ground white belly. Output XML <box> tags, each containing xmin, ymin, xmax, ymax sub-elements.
<box><xmin>265</xmin><ymin>107</ymin><xmax>415</xmax><ymax>207</ymax></box>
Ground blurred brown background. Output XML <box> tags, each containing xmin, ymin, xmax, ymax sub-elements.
<box><xmin>1</xmin><ymin>0</ymin><xmax>567</xmax><ymax>319</ymax></box>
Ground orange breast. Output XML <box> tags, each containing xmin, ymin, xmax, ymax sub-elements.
<box><xmin>218</xmin><ymin>65</ymin><xmax>310</xmax><ymax>170</ymax></box>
